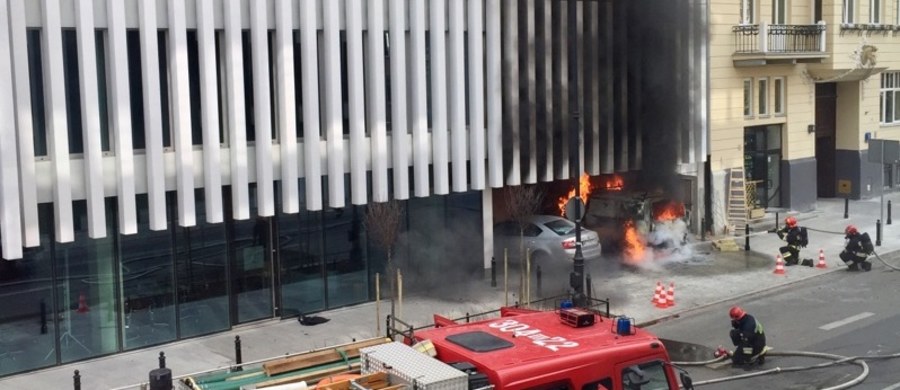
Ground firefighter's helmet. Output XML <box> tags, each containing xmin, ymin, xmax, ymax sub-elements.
<box><xmin>729</xmin><ymin>306</ymin><xmax>746</xmax><ymax>321</ymax></box>
<box><xmin>785</xmin><ymin>216</ymin><xmax>797</xmax><ymax>228</ymax></box>
<box><xmin>845</xmin><ymin>225</ymin><xmax>858</xmax><ymax>235</ymax></box>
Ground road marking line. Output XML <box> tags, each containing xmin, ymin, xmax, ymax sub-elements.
<box><xmin>818</xmin><ymin>312</ymin><xmax>875</xmax><ymax>331</ymax></box>
<box><xmin>882</xmin><ymin>381</ymin><xmax>900</xmax><ymax>390</ymax></box>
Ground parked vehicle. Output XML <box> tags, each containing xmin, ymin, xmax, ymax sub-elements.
<box><xmin>583</xmin><ymin>191</ymin><xmax>690</xmax><ymax>253</ymax></box>
<box><xmin>493</xmin><ymin>215</ymin><xmax>603</xmax><ymax>266</ymax></box>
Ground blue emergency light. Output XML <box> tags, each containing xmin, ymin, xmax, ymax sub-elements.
<box><xmin>614</xmin><ymin>316</ymin><xmax>635</xmax><ymax>336</ymax></box>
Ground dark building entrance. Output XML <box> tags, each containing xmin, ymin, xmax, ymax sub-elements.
<box><xmin>815</xmin><ymin>83</ymin><xmax>837</xmax><ymax>198</ymax></box>
<box><xmin>744</xmin><ymin>125</ymin><xmax>783</xmax><ymax>208</ymax></box>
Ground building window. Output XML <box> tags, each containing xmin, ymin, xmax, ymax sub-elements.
<box><xmin>741</xmin><ymin>0</ymin><xmax>755</xmax><ymax>24</ymax></box>
<box><xmin>880</xmin><ymin>72</ymin><xmax>900</xmax><ymax>124</ymax></box>
<box><xmin>773</xmin><ymin>77</ymin><xmax>785</xmax><ymax>115</ymax></box>
<box><xmin>844</xmin><ymin>0</ymin><xmax>856</xmax><ymax>23</ymax></box>
<box><xmin>896</xmin><ymin>0</ymin><xmax>900</xmax><ymax>25</ymax></box>
<box><xmin>871</xmin><ymin>0</ymin><xmax>882</xmax><ymax>23</ymax></box>
<box><xmin>743</xmin><ymin>78</ymin><xmax>753</xmax><ymax>117</ymax></box>
<box><xmin>758</xmin><ymin>78</ymin><xmax>769</xmax><ymax>116</ymax></box>
<box><xmin>772</xmin><ymin>0</ymin><xmax>786</xmax><ymax>24</ymax></box>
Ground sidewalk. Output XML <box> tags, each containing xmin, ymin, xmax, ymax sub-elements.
<box><xmin>3</xmin><ymin>194</ymin><xmax>900</xmax><ymax>390</ymax></box>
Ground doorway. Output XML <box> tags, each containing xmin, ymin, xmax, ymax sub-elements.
<box><xmin>815</xmin><ymin>83</ymin><xmax>837</xmax><ymax>197</ymax></box>
<box><xmin>744</xmin><ymin>125</ymin><xmax>783</xmax><ymax>208</ymax></box>
<box><xmin>224</xmin><ymin>187</ymin><xmax>276</xmax><ymax>325</ymax></box>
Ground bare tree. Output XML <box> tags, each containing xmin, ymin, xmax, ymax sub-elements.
<box><xmin>366</xmin><ymin>200</ymin><xmax>403</xmax><ymax>317</ymax></box>
<box><xmin>504</xmin><ymin>185</ymin><xmax>545</xmax><ymax>301</ymax></box>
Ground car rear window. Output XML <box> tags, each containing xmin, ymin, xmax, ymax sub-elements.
<box><xmin>544</xmin><ymin>220</ymin><xmax>575</xmax><ymax>236</ymax></box>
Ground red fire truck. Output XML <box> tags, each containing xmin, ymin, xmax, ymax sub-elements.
<box><xmin>399</xmin><ymin>306</ymin><xmax>690</xmax><ymax>390</ymax></box>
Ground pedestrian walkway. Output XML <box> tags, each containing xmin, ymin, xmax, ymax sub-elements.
<box><xmin>3</xmin><ymin>194</ymin><xmax>900</xmax><ymax>390</ymax></box>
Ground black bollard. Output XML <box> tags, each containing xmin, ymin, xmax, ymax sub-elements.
<box><xmin>536</xmin><ymin>266</ymin><xmax>542</xmax><ymax>298</ymax></box>
<box><xmin>148</xmin><ymin>366</ymin><xmax>172</xmax><ymax>390</ymax></box>
<box><xmin>40</xmin><ymin>300</ymin><xmax>47</xmax><ymax>334</ymax></box>
<box><xmin>844</xmin><ymin>198</ymin><xmax>849</xmax><ymax>219</ymax></box>
<box><xmin>745</xmin><ymin>224</ymin><xmax>751</xmax><ymax>251</ymax></box>
<box><xmin>700</xmin><ymin>218</ymin><xmax>706</xmax><ymax>242</ymax></box>
<box><xmin>889</xmin><ymin>201</ymin><xmax>893</xmax><ymax>225</ymax></box>
<box><xmin>490</xmin><ymin>257</ymin><xmax>497</xmax><ymax>287</ymax></box>
<box><xmin>586</xmin><ymin>274</ymin><xmax>592</xmax><ymax>300</ymax></box>
<box><xmin>234</xmin><ymin>336</ymin><xmax>243</xmax><ymax>372</ymax></box>
<box><xmin>877</xmin><ymin>219</ymin><xmax>883</xmax><ymax>246</ymax></box>
<box><xmin>158</xmin><ymin>352</ymin><xmax>166</xmax><ymax>369</ymax></box>
<box><xmin>385</xmin><ymin>315</ymin><xmax>391</xmax><ymax>339</ymax></box>
<box><xmin>73</xmin><ymin>370</ymin><xmax>81</xmax><ymax>390</ymax></box>
<box><xmin>775</xmin><ymin>212</ymin><xmax>780</xmax><ymax>230</ymax></box>
<box><xmin>466</xmin><ymin>312</ymin><xmax>470</xmax><ymax>323</ymax></box>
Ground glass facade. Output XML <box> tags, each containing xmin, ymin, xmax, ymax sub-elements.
<box><xmin>0</xmin><ymin>187</ymin><xmax>483</xmax><ymax>377</ymax></box>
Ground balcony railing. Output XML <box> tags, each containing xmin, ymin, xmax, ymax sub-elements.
<box><xmin>733</xmin><ymin>22</ymin><xmax>826</xmax><ymax>54</ymax></box>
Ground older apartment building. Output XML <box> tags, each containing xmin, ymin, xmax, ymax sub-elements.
<box><xmin>710</xmin><ymin>0</ymin><xmax>900</xmax><ymax>232</ymax></box>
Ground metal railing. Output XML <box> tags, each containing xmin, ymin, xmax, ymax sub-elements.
<box><xmin>733</xmin><ymin>22</ymin><xmax>826</xmax><ymax>54</ymax></box>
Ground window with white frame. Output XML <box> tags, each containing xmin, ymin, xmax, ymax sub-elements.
<box><xmin>897</xmin><ymin>0</ymin><xmax>900</xmax><ymax>24</ymax></box>
<box><xmin>773</xmin><ymin>77</ymin><xmax>785</xmax><ymax>115</ymax></box>
<box><xmin>880</xmin><ymin>72</ymin><xmax>900</xmax><ymax>124</ymax></box>
<box><xmin>741</xmin><ymin>0</ymin><xmax>755</xmax><ymax>24</ymax></box>
<box><xmin>743</xmin><ymin>78</ymin><xmax>753</xmax><ymax>117</ymax></box>
<box><xmin>871</xmin><ymin>0</ymin><xmax>881</xmax><ymax>23</ymax></box>
<box><xmin>772</xmin><ymin>0</ymin><xmax>786</xmax><ymax>24</ymax></box>
<box><xmin>844</xmin><ymin>0</ymin><xmax>856</xmax><ymax>23</ymax></box>
<box><xmin>758</xmin><ymin>78</ymin><xmax>769</xmax><ymax>116</ymax></box>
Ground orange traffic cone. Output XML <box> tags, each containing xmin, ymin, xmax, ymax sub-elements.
<box><xmin>76</xmin><ymin>292</ymin><xmax>90</xmax><ymax>313</ymax></box>
<box><xmin>666</xmin><ymin>282</ymin><xmax>676</xmax><ymax>307</ymax></box>
<box><xmin>816</xmin><ymin>249</ymin><xmax>827</xmax><ymax>269</ymax></box>
<box><xmin>773</xmin><ymin>255</ymin><xmax>786</xmax><ymax>275</ymax></box>
<box><xmin>651</xmin><ymin>281</ymin><xmax>663</xmax><ymax>303</ymax></box>
<box><xmin>654</xmin><ymin>288</ymin><xmax>669</xmax><ymax>308</ymax></box>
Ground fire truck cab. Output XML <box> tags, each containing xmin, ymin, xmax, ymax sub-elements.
<box><xmin>407</xmin><ymin>307</ymin><xmax>687</xmax><ymax>390</ymax></box>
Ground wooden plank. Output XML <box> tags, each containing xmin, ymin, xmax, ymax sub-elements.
<box><xmin>255</xmin><ymin>366</ymin><xmax>360</xmax><ymax>389</ymax></box>
<box><xmin>263</xmin><ymin>338</ymin><xmax>390</xmax><ymax>376</ymax></box>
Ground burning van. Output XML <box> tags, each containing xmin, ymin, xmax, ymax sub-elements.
<box><xmin>582</xmin><ymin>191</ymin><xmax>690</xmax><ymax>260</ymax></box>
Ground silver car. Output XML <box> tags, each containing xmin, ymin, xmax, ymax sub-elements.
<box><xmin>493</xmin><ymin>215</ymin><xmax>603</xmax><ymax>266</ymax></box>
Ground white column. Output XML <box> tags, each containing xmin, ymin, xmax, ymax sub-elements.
<box><xmin>196</xmin><ymin>0</ymin><xmax>223</xmax><ymax>223</ymax></box>
<box><xmin>75</xmin><ymin>0</ymin><xmax>106</xmax><ymax>238</ymax></box>
<box><xmin>250</xmin><ymin>0</ymin><xmax>274</xmax><ymax>216</ymax></box>
<box><xmin>468</xmin><ymin>0</ymin><xmax>486</xmax><ymax>191</ymax></box>
<box><xmin>224</xmin><ymin>0</ymin><xmax>250</xmax><ymax>219</ymax></box>
<box><xmin>346</xmin><ymin>0</ymin><xmax>367</xmax><ymax>205</ymax></box>
<box><xmin>275</xmin><ymin>0</ymin><xmax>299</xmax><ymax>213</ymax></box>
<box><xmin>299</xmin><ymin>0</ymin><xmax>323</xmax><ymax>211</ymax></box>
<box><xmin>0</xmin><ymin>0</ymin><xmax>23</xmax><ymax>258</ymax></box>
<box><xmin>106</xmin><ymin>0</ymin><xmax>138</xmax><ymax>233</ymax></box>
<box><xmin>409</xmin><ymin>0</ymin><xmax>429</xmax><ymax>197</ymax></box>
<box><xmin>540</xmin><ymin>0</ymin><xmax>554</xmax><ymax>181</ymax></box>
<box><xmin>139</xmin><ymin>0</ymin><xmax>168</xmax><ymax>230</ymax></box>
<box><xmin>501</xmin><ymin>0</ymin><xmax>520</xmax><ymax>185</ymax></box>
<box><xmin>8</xmin><ymin>0</ymin><xmax>40</xmax><ymax>246</ymax></box>
<box><xmin>430</xmin><ymin>0</ymin><xmax>450</xmax><ymax>195</ymax></box>
<box><xmin>42</xmin><ymin>0</ymin><xmax>74</xmax><ymax>242</ymax></box>
<box><xmin>168</xmin><ymin>0</ymin><xmax>196</xmax><ymax>227</ymax></box>
<box><xmin>389</xmin><ymin>0</ymin><xmax>409</xmax><ymax>199</ymax></box>
<box><xmin>367</xmin><ymin>0</ymin><xmax>389</xmax><ymax>202</ymax></box>
<box><xmin>448</xmin><ymin>0</ymin><xmax>468</xmax><ymax>192</ymax></box>
<box><xmin>486</xmin><ymin>0</ymin><xmax>503</xmax><ymax>188</ymax></box>
<box><xmin>588</xmin><ymin>1</ymin><xmax>600</xmax><ymax>175</ymax></box>
<box><xmin>322</xmin><ymin>0</ymin><xmax>345</xmax><ymax>208</ymax></box>
<box><xmin>759</xmin><ymin>21</ymin><xmax>768</xmax><ymax>53</ymax></box>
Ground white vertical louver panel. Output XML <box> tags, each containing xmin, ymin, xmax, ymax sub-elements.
<box><xmin>467</xmin><ymin>0</ymin><xmax>485</xmax><ymax>191</ymax></box>
<box><xmin>501</xmin><ymin>0</ymin><xmax>519</xmax><ymax>186</ymax></box>
<box><xmin>588</xmin><ymin>1</ymin><xmax>600</xmax><ymax>175</ymax></box>
<box><xmin>322</xmin><ymin>0</ymin><xmax>345</xmax><ymax>208</ymax></box>
<box><xmin>106</xmin><ymin>0</ymin><xmax>138</xmax><ymax>234</ymax></box>
<box><xmin>345</xmin><ymin>0</ymin><xmax>367</xmax><ymax>205</ymax></box>
<box><xmin>366</xmin><ymin>0</ymin><xmax>389</xmax><ymax>203</ymax></box>
<box><xmin>485</xmin><ymin>0</ymin><xmax>502</xmax><ymax>188</ymax></box>
<box><xmin>388</xmin><ymin>0</ymin><xmax>409</xmax><ymax>200</ymax></box>
<box><xmin>298</xmin><ymin>0</ymin><xmax>322</xmax><ymax>211</ymax></box>
<box><xmin>0</xmin><ymin>0</ymin><xmax>23</xmax><ymax>258</ymax></box>
<box><xmin>196</xmin><ymin>0</ymin><xmax>223</xmax><ymax>223</ymax></box>
<box><xmin>139</xmin><ymin>0</ymin><xmax>168</xmax><ymax>230</ymax></box>
<box><xmin>408</xmin><ymin>0</ymin><xmax>428</xmax><ymax>198</ymax></box>
<box><xmin>224</xmin><ymin>0</ymin><xmax>250</xmax><ymax>219</ymax></box>
<box><xmin>275</xmin><ymin>0</ymin><xmax>299</xmax><ymax>213</ymax></box>
<box><xmin>448</xmin><ymin>0</ymin><xmax>467</xmax><ymax>192</ymax></box>
<box><xmin>8</xmin><ymin>0</ymin><xmax>40</xmax><ymax>246</ymax></box>
<box><xmin>167</xmin><ymin>0</ymin><xmax>196</xmax><ymax>227</ymax></box>
<box><xmin>41</xmin><ymin>0</ymin><xmax>74</xmax><ymax>242</ymax></box>
<box><xmin>74</xmin><ymin>0</ymin><xmax>107</xmax><ymax>238</ymax></box>
<box><xmin>429</xmin><ymin>0</ymin><xmax>449</xmax><ymax>195</ymax></box>
<box><xmin>250</xmin><ymin>0</ymin><xmax>274</xmax><ymax>216</ymax></box>
<box><xmin>540</xmin><ymin>0</ymin><xmax>553</xmax><ymax>182</ymax></box>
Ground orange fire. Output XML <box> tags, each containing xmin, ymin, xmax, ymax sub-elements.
<box><xmin>623</xmin><ymin>220</ymin><xmax>645</xmax><ymax>262</ymax></box>
<box><xmin>558</xmin><ymin>173</ymin><xmax>595</xmax><ymax>216</ymax></box>
<box><xmin>601</xmin><ymin>175</ymin><xmax>624</xmax><ymax>191</ymax></box>
<box><xmin>653</xmin><ymin>200</ymin><xmax>686</xmax><ymax>222</ymax></box>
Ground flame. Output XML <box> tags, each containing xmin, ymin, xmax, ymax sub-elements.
<box><xmin>653</xmin><ymin>200</ymin><xmax>686</xmax><ymax>222</ymax></box>
<box><xmin>558</xmin><ymin>173</ymin><xmax>595</xmax><ymax>216</ymax></box>
<box><xmin>601</xmin><ymin>175</ymin><xmax>624</xmax><ymax>191</ymax></box>
<box><xmin>623</xmin><ymin>220</ymin><xmax>645</xmax><ymax>262</ymax></box>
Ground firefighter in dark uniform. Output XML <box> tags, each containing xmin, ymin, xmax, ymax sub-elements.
<box><xmin>840</xmin><ymin>225</ymin><xmax>874</xmax><ymax>272</ymax></box>
<box><xmin>729</xmin><ymin>306</ymin><xmax>767</xmax><ymax>366</ymax></box>
<box><xmin>775</xmin><ymin>216</ymin><xmax>812</xmax><ymax>266</ymax></box>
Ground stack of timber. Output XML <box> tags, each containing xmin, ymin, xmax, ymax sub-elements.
<box><xmin>184</xmin><ymin>338</ymin><xmax>391</xmax><ymax>390</ymax></box>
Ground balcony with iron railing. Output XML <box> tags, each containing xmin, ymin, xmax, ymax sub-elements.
<box><xmin>732</xmin><ymin>22</ymin><xmax>829</xmax><ymax>66</ymax></box>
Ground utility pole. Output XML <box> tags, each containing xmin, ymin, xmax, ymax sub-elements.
<box><xmin>568</xmin><ymin>0</ymin><xmax>586</xmax><ymax>306</ymax></box>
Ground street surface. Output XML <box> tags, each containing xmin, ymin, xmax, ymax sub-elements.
<box><xmin>647</xmin><ymin>261</ymin><xmax>900</xmax><ymax>389</ymax></box>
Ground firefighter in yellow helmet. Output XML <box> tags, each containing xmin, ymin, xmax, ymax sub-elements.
<box><xmin>728</xmin><ymin>306</ymin><xmax>767</xmax><ymax>366</ymax></box>
<box><xmin>775</xmin><ymin>216</ymin><xmax>812</xmax><ymax>266</ymax></box>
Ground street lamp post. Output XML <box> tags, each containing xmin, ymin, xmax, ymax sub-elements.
<box><xmin>567</xmin><ymin>0</ymin><xmax>586</xmax><ymax>306</ymax></box>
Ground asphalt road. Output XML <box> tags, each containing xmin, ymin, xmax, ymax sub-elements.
<box><xmin>646</xmin><ymin>260</ymin><xmax>900</xmax><ymax>390</ymax></box>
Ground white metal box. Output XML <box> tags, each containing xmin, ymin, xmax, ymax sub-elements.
<box><xmin>360</xmin><ymin>342</ymin><xmax>468</xmax><ymax>390</ymax></box>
